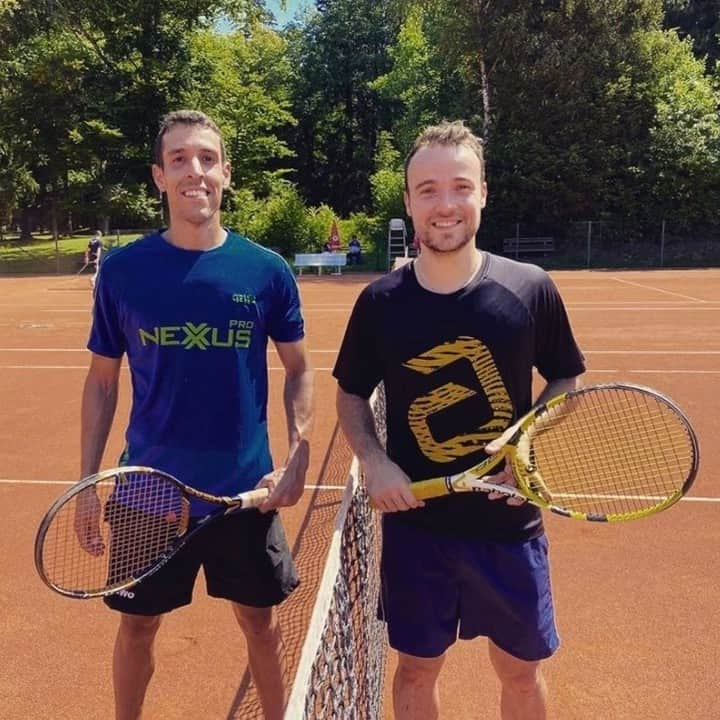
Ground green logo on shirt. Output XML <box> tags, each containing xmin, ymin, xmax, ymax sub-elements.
<box><xmin>138</xmin><ymin>320</ymin><xmax>255</xmax><ymax>350</ymax></box>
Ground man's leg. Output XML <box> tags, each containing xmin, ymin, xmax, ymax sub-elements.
<box><xmin>393</xmin><ymin>651</ymin><xmax>446</xmax><ymax>720</ymax></box>
<box><xmin>113</xmin><ymin>613</ymin><xmax>162</xmax><ymax>720</ymax></box>
<box><xmin>488</xmin><ymin>640</ymin><xmax>548</xmax><ymax>720</ymax></box>
<box><xmin>232</xmin><ymin>602</ymin><xmax>287</xmax><ymax>720</ymax></box>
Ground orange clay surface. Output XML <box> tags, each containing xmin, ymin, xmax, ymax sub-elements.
<box><xmin>1</xmin><ymin>268</ymin><xmax>718</xmax><ymax>719</ymax></box>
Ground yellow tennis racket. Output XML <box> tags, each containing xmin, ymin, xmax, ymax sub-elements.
<box><xmin>411</xmin><ymin>383</ymin><xmax>699</xmax><ymax>522</ymax></box>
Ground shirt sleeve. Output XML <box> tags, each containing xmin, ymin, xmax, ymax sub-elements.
<box><xmin>533</xmin><ymin>275</ymin><xmax>585</xmax><ymax>381</ymax></box>
<box><xmin>87</xmin><ymin>266</ymin><xmax>126</xmax><ymax>358</ymax></box>
<box><xmin>266</xmin><ymin>260</ymin><xmax>305</xmax><ymax>343</ymax></box>
<box><xmin>332</xmin><ymin>288</ymin><xmax>383</xmax><ymax>399</ymax></box>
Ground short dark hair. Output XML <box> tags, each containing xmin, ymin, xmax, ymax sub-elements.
<box><xmin>153</xmin><ymin>110</ymin><xmax>226</xmax><ymax>167</ymax></box>
<box><xmin>404</xmin><ymin>120</ymin><xmax>485</xmax><ymax>190</ymax></box>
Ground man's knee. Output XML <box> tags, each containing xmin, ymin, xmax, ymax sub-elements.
<box><xmin>488</xmin><ymin>642</ymin><xmax>543</xmax><ymax>693</ymax></box>
<box><xmin>396</xmin><ymin>652</ymin><xmax>446</xmax><ymax>685</ymax></box>
<box><xmin>232</xmin><ymin>603</ymin><xmax>276</xmax><ymax>637</ymax></box>
<box><xmin>117</xmin><ymin>613</ymin><xmax>162</xmax><ymax>644</ymax></box>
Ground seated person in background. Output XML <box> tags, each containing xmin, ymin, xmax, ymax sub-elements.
<box><xmin>323</xmin><ymin>241</ymin><xmax>333</xmax><ymax>253</ymax></box>
<box><xmin>347</xmin><ymin>236</ymin><xmax>362</xmax><ymax>265</ymax></box>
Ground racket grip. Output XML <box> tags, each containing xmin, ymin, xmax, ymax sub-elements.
<box><xmin>239</xmin><ymin>488</ymin><xmax>271</xmax><ymax>508</ymax></box>
<box><xmin>410</xmin><ymin>477</ymin><xmax>455</xmax><ymax>501</ymax></box>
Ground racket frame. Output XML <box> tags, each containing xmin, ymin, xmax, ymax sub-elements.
<box><xmin>34</xmin><ymin>466</ymin><xmax>269</xmax><ymax>599</ymax></box>
<box><xmin>411</xmin><ymin>383</ymin><xmax>700</xmax><ymax>522</ymax></box>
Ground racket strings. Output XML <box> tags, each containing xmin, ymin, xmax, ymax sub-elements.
<box><xmin>525</xmin><ymin>387</ymin><xmax>696</xmax><ymax>517</ymax></box>
<box><xmin>41</xmin><ymin>471</ymin><xmax>186</xmax><ymax>595</ymax></box>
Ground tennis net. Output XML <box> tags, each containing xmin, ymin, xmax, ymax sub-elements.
<box><xmin>285</xmin><ymin>385</ymin><xmax>388</xmax><ymax>719</ymax></box>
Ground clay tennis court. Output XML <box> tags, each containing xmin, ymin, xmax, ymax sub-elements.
<box><xmin>1</xmin><ymin>267</ymin><xmax>718</xmax><ymax>719</ymax></box>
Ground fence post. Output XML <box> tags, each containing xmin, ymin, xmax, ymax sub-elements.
<box><xmin>586</xmin><ymin>221</ymin><xmax>592</xmax><ymax>268</ymax></box>
<box><xmin>660</xmin><ymin>220</ymin><xmax>666</xmax><ymax>267</ymax></box>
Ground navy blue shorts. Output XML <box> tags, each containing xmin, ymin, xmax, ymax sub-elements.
<box><xmin>104</xmin><ymin>509</ymin><xmax>299</xmax><ymax>616</ymax></box>
<box><xmin>379</xmin><ymin>518</ymin><xmax>559</xmax><ymax>661</ymax></box>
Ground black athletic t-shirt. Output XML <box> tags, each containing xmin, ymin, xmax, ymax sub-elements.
<box><xmin>333</xmin><ymin>253</ymin><xmax>586</xmax><ymax>541</ymax></box>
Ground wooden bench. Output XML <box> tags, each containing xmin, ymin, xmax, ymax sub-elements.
<box><xmin>293</xmin><ymin>252</ymin><xmax>347</xmax><ymax>275</ymax></box>
<box><xmin>502</xmin><ymin>236</ymin><xmax>555</xmax><ymax>256</ymax></box>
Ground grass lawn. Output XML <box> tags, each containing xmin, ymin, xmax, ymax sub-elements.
<box><xmin>0</xmin><ymin>232</ymin><xmax>145</xmax><ymax>274</ymax></box>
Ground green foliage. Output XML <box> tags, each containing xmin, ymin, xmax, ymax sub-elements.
<box><xmin>285</xmin><ymin>0</ymin><xmax>397</xmax><ymax>213</ymax></box>
<box><xmin>631</xmin><ymin>29</ymin><xmax>720</xmax><ymax>227</ymax></box>
<box><xmin>0</xmin><ymin>0</ymin><xmax>718</xmax><ymax>262</ymax></box>
<box><xmin>225</xmin><ymin>183</ymin><xmax>317</xmax><ymax>255</ymax></box>
<box><xmin>182</xmin><ymin>27</ymin><xmax>296</xmax><ymax>195</ymax></box>
<box><xmin>663</xmin><ymin>0</ymin><xmax>720</xmax><ymax>68</ymax></box>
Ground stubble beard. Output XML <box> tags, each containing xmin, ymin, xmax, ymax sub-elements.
<box><xmin>419</xmin><ymin>230</ymin><xmax>475</xmax><ymax>254</ymax></box>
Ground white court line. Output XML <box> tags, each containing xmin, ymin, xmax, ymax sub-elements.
<box><xmin>585</xmin><ymin>369</ymin><xmax>720</xmax><ymax>375</ymax></box>
<box><xmin>0</xmin><ymin>478</ymin><xmax>347</xmax><ymax>491</ymax></box>
<box><xmin>2</xmin><ymin>477</ymin><xmax>716</xmax><ymax>503</ymax></box>
<box><xmin>35</xmin><ymin>305</ymin><xmax>353</xmax><ymax>315</ymax></box>
<box><xmin>2</xmin><ymin>348</ymin><xmax>720</xmax><ymax>355</ymax></box>
<box><xmin>2</xmin><ymin>365</ymin><xmax>720</xmax><ymax>373</ymax></box>
<box><xmin>611</xmin><ymin>276</ymin><xmax>707</xmax><ymax>303</ymax></box>
<box><xmin>0</xmin><ymin>365</ymin><xmax>720</xmax><ymax>375</ymax></box>
<box><xmin>4</xmin><ymin>303</ymin><xmax>719</xmax><ymax>314</ymax></box>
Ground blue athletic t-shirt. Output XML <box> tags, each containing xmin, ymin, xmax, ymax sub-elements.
<box><xmin>89</xmin><ymin>230</ymin><xmax>304</xmax><ymax>515</ymax></box>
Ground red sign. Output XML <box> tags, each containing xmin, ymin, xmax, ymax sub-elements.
<box><xmin>328</xmin><ymin>220</ymin><xmax>341</xmax><ymax>251</ymax></box>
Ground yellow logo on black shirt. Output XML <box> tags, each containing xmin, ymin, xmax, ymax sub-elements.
<box><xmin>402</xmin><ymin>336</ymin><xmax>512</xmax><ymax>462</ymax></box>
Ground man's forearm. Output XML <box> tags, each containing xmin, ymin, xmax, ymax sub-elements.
<box><xmin>336</xmin><ymin>388</ymin><xmax>386</xmax><ymax>466</ymax></box>
<box><xmin>80</xmin><ymin>374</ymin><xmax>119</xmax><ymax>477</ymax></box>
<box><xmin>283</xmin><ymin>368</ymin><xmax>314</xmax><ymax>454</ymax></box>
<box><xmin>534</xmin><ymin>375</ymin><xmax>582</xmax><ymax>408</ymax></box>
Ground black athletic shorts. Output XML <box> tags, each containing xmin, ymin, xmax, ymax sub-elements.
<box><xmin>103</xmin><ymin>508</ymin><xmax>299</xmax><ymax>616</ymax></box>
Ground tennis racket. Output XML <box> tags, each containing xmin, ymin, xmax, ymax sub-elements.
<box><xmin>411</xmin><ymin>383</ymin><xmax>699</xmax><ymax>522</ymax></box>
<box><xmin>34</xmin><ymin>466</ymin><xmax>269</xmax><ymax>599</ymax></box>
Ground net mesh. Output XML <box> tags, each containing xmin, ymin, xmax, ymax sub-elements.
<box><xmin>285</xmin><ymin>385</ymin><xmax>388</xmax><ymax>719</ymax></box>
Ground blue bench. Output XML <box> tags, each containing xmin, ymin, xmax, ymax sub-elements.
<box><xmin>294</xmin><ymin>252</ymin><xmax>347</xmax><ymax>275</ymax></box>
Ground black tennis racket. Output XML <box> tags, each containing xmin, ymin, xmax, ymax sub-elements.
<box><xmin>34</xmin><ymin>466</ymin><xmax>269</xmax><ymax>599</ymax></box>
<box><xmin>411</xmin><ymin>383</ymin><xmax>699</xmax><ymax>522</ymax></box>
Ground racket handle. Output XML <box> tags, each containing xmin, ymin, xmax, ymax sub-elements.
<box><xmin>238</xmin><ymin>487</ymin><xmax>271</xmax><ymax>508</ymax></box>
<box><xmin>410</xmin><ymin>477</ymin><xmax>455</xmax><ymax>501</ymax></box>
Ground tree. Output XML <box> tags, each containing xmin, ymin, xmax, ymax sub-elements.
<box><xmin>285</xmin><ymin>0</ymin><xmax>398</xmax><ymax>214</ymax></box>
<box><xmin>663</xmin><ymin>0</ymin><xmax>720</xmax><ymax>68</ymax></box>
<box><xmin>182</xmin><ymin>26</ymin><xmax>296</xmax><ymax>197</ymax></box>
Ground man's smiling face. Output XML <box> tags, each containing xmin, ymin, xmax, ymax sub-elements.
<box><xmin>152</xmin><ymin>124</ymin><xmax>231</xmax><ymax>227</ymax></box>
<box><xmin>404</xmin><ymin>143</ymin><xmax>487</xmax><ymax>254</ymax></box>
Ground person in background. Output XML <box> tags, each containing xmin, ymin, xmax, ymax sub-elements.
<box><xmin>347</xmin><ymin>235</ymin><xmax>362</xmax><ymax>265</ymax></box>
<box><xmin>85</xmin><ymin>230</ymin><xmax>103</xmax><ymax>288</ymax></box>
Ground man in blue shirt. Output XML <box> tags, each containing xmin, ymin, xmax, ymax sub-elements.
<box><xmin>82</xmin><ymin>110</ymin><xmax>313</xmax><ymax>720</ymax></box>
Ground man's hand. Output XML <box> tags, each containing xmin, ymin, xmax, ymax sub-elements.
<box><xmin>363</xmin><ymin>455</ymin><xmax>424</xmax><ymax>513</ymax></box>
<box><xmin>257</xmin><ymin>439</ymin><xmax>310</xmax><ymax>513</ymax></box>
<box><xmin>74</xmin><ymin>488</ymin><xmax>106</xmax><ymax>555</ymax></box>
<box><xmin>482</xmin><ymin>425</ymin><xmax>526</xmax><ymax>506</ymax></box>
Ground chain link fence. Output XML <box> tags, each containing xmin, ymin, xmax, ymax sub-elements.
<box><xmin>483</xmin><ymin>220</ymin><xmax>720</xmax><ymax>269</ymax></box>
<box><xmin>2</xmin><ymin>222</ymin><xmax>719</xmax><ymax>275</ymax></box>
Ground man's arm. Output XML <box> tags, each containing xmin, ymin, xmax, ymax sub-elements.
<box><xmin>80</xmin><ymin>353</ymin><xmax>122</xmax><ymax>477</ymax></box>
<box><xmin>336</xmin><ymin>386</ymin><xmax>422</xmax><ymax>513</ymax></box>
<box><xmin>258</xmin><ymin>338</ymin><xmax>314</xmax><ymax>511</ymax></box>
<box><xmin>75</xmin><ymin>353</ymin><xmax>121</xmax><ymax>553</ymax></box>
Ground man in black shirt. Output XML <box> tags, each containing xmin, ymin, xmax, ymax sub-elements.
<box><xmin>333</xmin><ymin>121</ymin><xmax>585</xmax><ymax>720</ymax></box>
